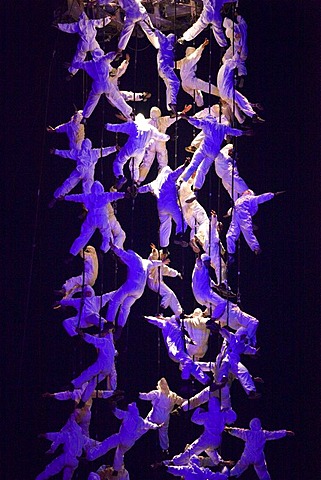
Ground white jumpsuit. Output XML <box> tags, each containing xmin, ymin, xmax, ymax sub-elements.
<box><xmin>171</xmin><ymin>397</ymin><xmax>237</xmax><ymax>465</ymax></box>
<box><xmin>228</xmin><ymin>418</ymin><xmax>288</xmax><ymax>479</ymax></box>
<box><xmin>215</xmin><ymin>144</ymin><xmax>249</xmax><ymax>201</ymax></box>
<box><xmin>222</xmin><ymin>15</ymin><xmax>248</xmax><ymax>77</ymax></box>
<box><xmin>216</xmin><ymin>328</ymin><xmax>258</xmax><ymax>396</ymax></box>
<box><xmin>179</xmin><ymin>177</ymin><xmax>209</xmax><ymax>241</ymax></box>
<box><xmin>138</xmin><ymin>108</ymin><xmax>177</xmax><ymax>183</ymax></box>
<box><xmin>192</xmin><ymin>257</ymin><xmax>258</xmax><ymax>341</ymax></box>
<box><xmin>71</xmin><ymin>332</ymin><xmax>116</xmax><ymax>402</ymax></box>
<box><xmin>65</xmin><ymin>181</ymin><xmax>126</xmax><ymax>255</ymax></box>
<box><xmin>189</xmin><ymin>104</ymin><xmax>229</xmax><ymax>150</ymax></box>
<box><xmin>182</xmin><ymin>311</ymin><xmax>210</xmax><ymax>361</ymax></box>
<box><xmin>155</xmin><ymin>30</ymin><xmax>180</xmax><ymax>111</ymax></box>
<box><xmin>58</xmin><ymin>12</ymin><xmax>110</xmax><ymax>75</ymax></box>
<box><xmin>167</xmin><ymin>462</ymin><xmax>227</xmax><ymax>479</ymax></box>
<box><xmin>116</xmin><ymin>0</ymin><xmax>159</xmax><ymax>51</ymax></box>
<box><xmin>147</xmin><ymin>247</ymin><xmax>183</xmax><ymax>317</ymax></box>
<box><xmin>50</xmin><ymin>111</ymin><xmax>85</xmax><ymax>150</ymax></box>
<box><xmin>180</xmin><ymin>0</ymin><xmax>237</xmax><ymax>47</ymax></box>
<box><xmin>53</xmin><ymin>139</ymin><xmax>117</xmax><ymax>198</ymax></box>
<box><xmin>62</xmin><ymin>245</ymin><xmax>98</xmax><ymax>298</ymax></box>
<box><xmin>139</xmin><ymin>379</ymin><xmax>184</xmax><ymax>450</ymax></box>
<box><xmin>138</xmin><ymin>165</ymin><xmax>187</xmax><ymax>248</ymax></box>
<box><xmin>60</xmin><ymin>286</ymin><xmax>112</xmax><ymax>336</ymax></box>
<box><xmin>109</xmin><ymin>58</ymin><xmax>148</xmax><ymax>102</ymax></box>
<box><xmin>217</xmin><ymin>55</ymin><xmax>256</xmax><ymax>123</ymax></box>
<box><xmin>73</xmin><ymin>51</ymin><xmax>133</xmax><ymax>120</ymax></box>
<box><xmin>86</xmin><ymin>403</ymin><xmax>159</xmax><ymax>471</ymax></box>
<box><xmin>176</xmin><ymin>44</ymin><xmax>219</xmax><ymax>107</ymax></box>
<box><xmin>208</xmin><ymin>213</ymin><xmax>227</xmax><ymax>284</ymax></box>
<box><xmin>179</xmin><ymin>116</ymin><xmax>244</xmax><ymax>191</ymax></box>
<box><xmin>145</xmin><ymin>316</ymin><xmax>211</xmax><ymax>385</ymax></box>
<box><xmin>36</xmin><ymin>416</ymin><xmax>85</xmax><ymax>480</ymax></box>
<box><xmin>226</xmin><ymin>191</ymin><xmax>274</xmax><ymax>254</ymax></box>
<box><xmin>107</xmin><ymin>201</ymin><xmax>126</xmax><ymax>249</ymax></box>
<box><xmin>105</xmin><ymin>118</ymin><xmax>170</xmax><ymax>182</ymax></box>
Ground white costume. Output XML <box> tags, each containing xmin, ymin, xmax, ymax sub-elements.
<box><xmin>109</xmin><ymin>57</ymin><xmax>149</xmax><ymax>102</ymax></box>
<box><xmin>48</xmin><ymin>110</ymin><xmax>84</xmax><ymax>149</ymax></box>
<box><xmin>52</xmin><ymin>139</ymin><xmax>117</xmax><ymax>198</ymax></box>
<box><xmin>105</xmin><ymin>244</ymin><xmax>162</xmax><ymax>337</ymax></box>
<box><xmin>216</xmin><ymin>327</ymin><xmax>258</xmax><ymax>397</ymax></box>
<box><xmin>179</xmin><ymin>0</ymin><xmax>237</xmax><ymax>47</ymax></box>
<box><xmin>155</xmin><ymin>30</ymin><xmax>180</xmax><ymax>112</ymax></box>
<box><xmin>57</xmin><ymin>12</ymin><xmax>110</xmax><ymax>76</ymax></box>
<box><xmin>180</xmin><ymin>376</ymin><xmax>233</xmax><ymax>412</ymax></box>
<box><xmin>192</xmin><ymin>255</ymin><xmax>258</xmax><ymax>342</ymax></box>
<box><xmin>145</xmin><ymin>315</ymin><xmax>211</xmax><ymax>385</ymax></box>
<box><xmin>147</xmin><ymin>246</ymin><xmax>183</xmax><ymax>317</ymax></box>
<box><xmin>71</xmin><ymin>330</ymin><xmax>116</xmax><ymax>402</ymax></box>
<box><xmin>215</xmin><ymin>144</ymin><xmax>249</xmax><ymax>201</ymax></box>
<box><xmin>86</xmin><ymin>403</ymin><xmax>160</xmax><ymax>472</ymax></box>
<box><xmin>182</xmin><ymin>309</ymin><xmax>210</xmax><ymax>361</ymax></box>
<box><xmin>189</xmin><ymin>104</ymin><xmax>230</xmax><ymax>151</ymax></box>
<box><xmin>217</xmin><ymin>54</ymin><xmax>257</xmax><ymax>123</ymax></box>
<box><xmin>178</xmin><ymin>115</ymin><xmax>244</xmax><ymax>192</ymax></box>
<box><xmin>137</xmin><ymin>164</ymin><xmax>187</xmax><ymax>248</ymax></box>
<box><xmin>116</xmin><ymin>0</ymin><xmax>159</xmax><ymax>51</ymax></box>
<box><xmin>223</xmin><ymin>15</ymin><xmax>248</xmax><ymax>77</ymax></box>
<box><xmin>176</xmin><ymin>43</ymin><xmax>219</xmax><ymax>107</ymax></box>
<box><xmin>61</xmin><ymin>245</ymin><xmax>98</xmax><ymax>298</ymax></box>
<box><xmin>138</xmin><ymin>107</ymin><xmax>178</xmax><ymax>183</ymax></box>
<box><xmin>59</xmin><ymin>285</ymin><xmax>111</xmax><ymax>336</ymax></box>
<box><xmin>65</xmin><ymin>181</ymin><xmax>126</xmax><ymax>255</ymax></box>
<box><xmin>105</xmin><ymin>115</ymin><xmax>170</xmax><ymax>185</ymax></box>
<box><xmin>167</xmin><ymin>456</ymin><xmax>228</xmax><ymax>479</ymax></box>
<box><xmin>139</xmin><ymin>378</ymin><xmax>184</xmax><ymax>451</ymax></box>
<box><xmin>208</xmin><ymin>213</ymin><xmax>227</xmax><ymax>284</ymax></box>
<box><xmin>107</xmin><ymin>199</ymin><xmax>126</xmax><ymax>249</ymax></box>
<box><xmin>226</xmin><ymin>190</ymin><xmax>274</xmax><ymax>254</ymax></box>
<box><xmin>171</xmin><ymin>397</ymin><xmax>237</xmax><ymax>465</ymax></box>
<box><xmin>73</xmin><ymin>50</ymin><xmax>133</xmax><ymax>120</ymax></box>
<box><xmin>36</xmin><ymin>413</ymin><xmax>86</xmax><ymax>480</ymax></box>
<box><xmin>179</xmin><ymin>177</ymin><xmax>209</xmax><ymax>241</ymax></box>
<box><xmin>227</xmin><ymin>418</ymin><xmax>292</xmax><ymax>479</ymax></box>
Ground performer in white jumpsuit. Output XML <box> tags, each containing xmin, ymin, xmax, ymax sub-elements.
<box><xmin>226</xmin><ymin>190</ymin><xmax>275</xmax><ymax>255</ymax></box>
<box><xmin>138</xmin><ymin>106</ymin><xmax>191</xmax><ymax>184</ymax></box>
<box><xmin>147</xmin><ymin>244</ymin><xmax>183</xmax><ymax>318</ymax></box>
<box><xmin>139</xmin><ymin>377</ymin><xmax>184</xmax><ymax>452</ymax></box>
<box><xmin>178</xmin><ymin>0</ymin><xmax>237</xmax><ymax>47</ymax></box>
<box><xmin>64</xmin><ymin>181</ymin><xmax>126</xmax><ymax>255</ymax></box>
<box><xmin>217</xmin><ymin>53</ymin><xmax>264</xmax><ymax>124</ymax></box>
<box><xmin>215</xmin><ymin>144</ymin><xmax>249</xmax><ymax>202</ymax></box>
<box><xmin>192</xmin><ymin>255</ymin><xmax>259</xmax><ymax>343</ymax></box>
<box><xmin>179</xmin><ymin>174</ymin><xmax>209</xmax><ymax>242</ymax></box>
<box><xmin>36</xmin><ymin>411</ymin><xmax>86</xmax><ymax>480</ymax></box>
<box><xmin>47</xmin><ymin>110</ymin><xmax>84</xmax><ymax>150</ymax></box>
<box><xmin>86</xmin><ymin>402</ymin><xmax>160</xmax><ymax>475</ymax></box>
<box><xmin>57</xmin><ymin>285</ymin><xmax>112</xmax><ymax>336</ymax></box>
<box><xmin>177</xmin><ymin>115</ymin><xmax>246</xmax><ymax>199</ymax></box>
<box><xmin>57</xmin><ymin>245</ymin><xmax>98</xmax><ymax>298</ymax></box>
<box><xmin>57</xmin><ymin>12</ymin><xmax>111</xmax><ymax>77</ymax></box>
<box><xmin>109</xmin><ymin>53</ymin><xmax>151</xmax><ymax>102</ymax></box>
<box><xmin>71</xmin><ymin>326</ymin><xmax>116</xmax><ymax>402</ymax></box>
<box><xmin>105</xmin><ymin>114</ymin><xmax>170</xmax><ymax>188</ymax></box>
<box><xmin>116</xmin><ymin>0</ymin><xmax>159</xmax><ymax>52</ymax></box>
<box><xmin>154</xmin><ymin>29</ymin><xmax>180</xmax><ymax>114</ymax></box>
<box><xmin>223</xmin><ymin>14</ymin><xmax>248</xmax><ymax>80</ymax></box>
<box><xmin>50</xmin><ymin>138</ymin><xmax>117</xmax><ymax>200</ymax></box>
<box><xmin>144</xmin><ymin>315</ymin><xmax>211</xmax><ymax>385</ymax></box>
<box><xmin>183</xmin><ymin>308</ymin><xmax>211</xmax><ymax>361</ymax></box>
<box><xmin>171</xmin><ymin>396</ymin><xmax>237</xmax><ymax>465</ymax></box>
<box><xmin>72</xmin><ymin>50</ymin><xmax>133</xmax><ymax>122</ymax></box>
<box><xmin>105</xmin><ymin>243</ymin><xmax>164</xmax><ymax>340</ymax></box>
<box><xmin>215</xmin><ymin>326</ymin><xmax>261</xmax><ymax>399</ymax></box>
<box><xmin>107</xmin><ymin>189</ymin><xmax>126</xmax><ymax>248</ymax></box>
<box><xmin>226</xmin><ymin>418</ymin><xmax>294</xmax><ymax>479</ymax></box>
<box><xmin>137</xmin><ymin>163</ymin><xmax>188</xmax><ymax>250</ymax></box>
<box><xmin>166</xmin><ymin>455</ymin><xmax>228</xmax><ymax>479</ymax></box>
<box><xmin>176</xmin><ymin>39</ymin><xmax>219</xmax><ymax>107</ymax></box>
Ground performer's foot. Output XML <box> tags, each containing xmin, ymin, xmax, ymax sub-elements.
<box><xmin>65</xmin><ymin>73</ymin><xmax>74</xmax><ymax>82</ymax></box>
<box><xmin>254</xmin><ymin>376</ymin><xmax>264</xmax><ymax>384</ymax></box>
<box><xmin>142</xmin><ymin>92</ymin><xmax>151</xmax><ymax>102</ymax></box>
<box><xmin>185</xmin><ymin>145</ymin><xmax>197</xmax><ymax>153</ymax></box>
<box><xmin>252</xmin><ymin>114</ymin><xmax>265</xmax><ymax>124</ymax></box>
<box><xmin>177</xmin><ymin>37</ymin><xmax>185</xmax><ymax>45</ymax></box>
<box><xmin>254</xmin><ymin>247</ymin><xmax>262</xmax><ymax>255</ymax></box>
<box><xmin>54</xmin><ymin>288</ymin><xmax>65</xmax><ymax>297</ymax></box>
<box><xmin>248</xmin><ymin>391</ymin><xmax>261</xmax><ymax>400</ymax></box>
<box><xmin>173</xmin><ymin>233</ymin><xmax>189</xmax><ymax>247</ymax></box>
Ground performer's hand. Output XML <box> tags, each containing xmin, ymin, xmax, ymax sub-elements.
<box><xmin>211</xmin><ymin>210</ymin><xmax>217</xmax><ymax>217</ymax></box>
<box><xmin>125</xmin><ymin>53</ymin><xmax>130</xmax><ymax>62</ymax></box>
<box><xmin>42</xmin><ymin>392</ymin><xmax>54</xmax><ymax>398</ymax></box>
<box><xmin>182</xmin><ymin>104</ymin><xmax>192</xmax><ymax>114</ymax></box>
<box><xmin>46</xmin><ymin>126</ymin><xmax>55</xmax><ymax>133</ymax></box>
<box><xmin>286</xmin><ymin>430</ymin><xmax>295</xmax><ymax>437</ymax></box>
<box><xmin>49</xmin><ymin>148</ymin><xmax>55</xmax><ymax>154</ymax></box>
<box><xmin>274</xmin><ymin>190</ymin><xmax>286</xmax><ymax>197</ymax></box>
<box><xmin>202</xmin><ymin>38</ymin><xmax>209</xmax><ymax>47</ymax></box>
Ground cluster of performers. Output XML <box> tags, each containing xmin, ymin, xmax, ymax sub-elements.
<box><xmin>37</xmin><ymin>0</ymin><xmax>293</xmax><ymax>479</ymax></box>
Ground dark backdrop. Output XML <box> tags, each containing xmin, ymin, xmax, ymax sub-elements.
<box><xmin>3</xmin><ymin>1</ymin><xmax>320</xmax><ymax>479</ymax></box>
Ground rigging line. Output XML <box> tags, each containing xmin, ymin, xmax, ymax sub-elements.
<box><xmin>17</xmin><ymin>34</ymin><xmax>60</xmax><ymax>388</ymax></box>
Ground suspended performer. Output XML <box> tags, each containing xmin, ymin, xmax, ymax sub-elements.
<box><xmin>223</xmin><ymin>13</ymin><xmax>248</xmax><ymax>85</ymax></box>
<box><xmin>214</xmin><ymin>144</ymin><xmax>249</xmax><ymax>202</ymax></box>
<box><xmin>72</xmin><ymin>49</ymin><xmax>133</xmax><ymax>123</ymax></box>
<box><xmin>56</xmin><ymin>11</ymin><xmax>112</xmax><ymax>80</ymax></box>
<box><xmin>139</xmin><ymin>377</ymin><xmax>184</xmax><ymax>453</ymax></box>
<box><xmin>64</xmin><ymin>181</ymin><xmax>127</xmax><ymax>255</ymax></box>
<box><xmin>47</xmin><ymin>110</ymin><xmax>85</xmax><ymax>150</ymax></box>
<box><xmin>226</xmin><ymin>418</ymin><xmax>294</xmax><ymax>479</ymax></box>
<box><xmin>48</xmin><ymin>138</ymin><xmax>117</xmax><ymax>207</ymax></box>
<box><xmin>105</xmin><ymin>113</ymin><xmax>170</xmax><ymax>189</ymax></box>
<box><xmin>176</xmin><ymin>39</ymin><xmax>219</xmax><ymax>107</ymax></box>
<box><xmin>106</xmin><ymin>188</ymin><xmax>126</xmax><ymax>249</ymax></box>
<box><xmin>165</xmin><ymin>456</ymin><xmax>229</xmax><ymax>480</ymax></box>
